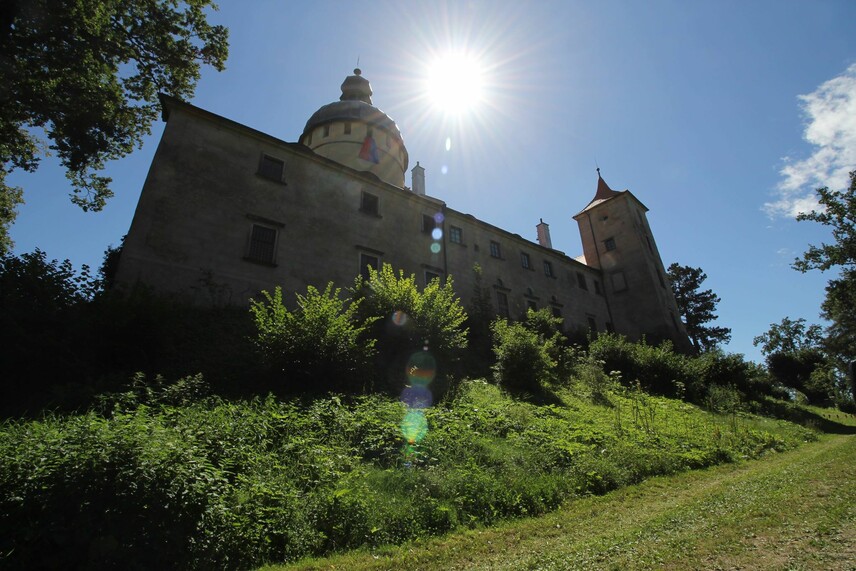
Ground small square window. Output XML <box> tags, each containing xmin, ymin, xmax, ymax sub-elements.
<box><xmin>577</xmin><ymin>272</ymin><xmax>588</xmax><ymax>290</ymax></box>
<box><xmin>425</xmin><ymin>271</ymin><xmax>440</xmax><ymax>285</ymax></box>
<box><xmin>247</xmin><ymin>224</ymin><xmax>277</xmax><ymax>264</ymax></box>
<box><xmin>360</xmin><ymin>253</ymin><xmax>380</xmax><ymax>280</ymax></box>
<box><xmin>520</xmin><ymin>252</ymin><xmax>531</xmax><ymax>269</ymax></box>
<box><xmin>360</xmin><ymin>192</ymin><xmax>379</xmax><ymax>215</ymax></box>
<box><xmin>496</xmin><ymin>291</ymin><xmax>509</xmax><ymax>318</ymax></box>
<box><xmin>604</xmin><ymin>237</ymin><xmax>616</xmax><ymax>251</ymax></box>
<box><xmin>490</xmin><ymin>241</ymin><xmax>502</xmax><ymax>259</ymax></box>
<box><xmin>258</xmin><ymin>155</ymin><xmax>284</xmax><ymax>182</ymax></box>
<box><xmin>422</xmin><ymin>214</ymin><xmax>436</xmax><ymax>234</ymax></box>
<box><xmin>449</xmin><ymin>226</ymin><xmax>463</xmax><ymax>244</ymax></box>
<box><xmin>344</xmin><ymin>122</ymin><xmax>352</xmax><ymax>135</ymax></box>
<box><xmin>543</xmin><ymin>260</ymin><xmax>554</xmax><ymax>277</ymax></box>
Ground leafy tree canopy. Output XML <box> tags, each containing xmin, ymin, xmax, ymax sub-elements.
<box><xmin>666</xmin><ymin>263</ymin><xmax>731</xmax><ymax>352</ymax></box>
<box><xmin>752</xmin><ymin>317</ymin><xmax>824</xmax><ymax>356</ymax></box>
<box><xmin>0</xmin><ymin>0</ymin><xmax>229</xmax><ymax>252</ymax></box>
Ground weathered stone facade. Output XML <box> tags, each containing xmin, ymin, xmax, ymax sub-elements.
<box><xmin>115</xmin><ymin>70</ymin><xmax>691</xmax><ymax>350</ymax></box>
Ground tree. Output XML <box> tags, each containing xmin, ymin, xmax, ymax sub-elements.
<box><xmin>666</xmin><ymin>263</ymin><xmax>731</xmax><ymax>352</ymax></box>
<box><xmin>0</xmin><ymin>0</ymin><xmax>229</xmax><ymax>253</ymax></box>
<box><xmin>752</xmin><ymin>317</ymin><xmax>824</xmax><ymax>356</ymax></box>
<box><xmin>793</xmin><ymin>170</ymin><xmax>856</xmax><ymax>402</ymax></box>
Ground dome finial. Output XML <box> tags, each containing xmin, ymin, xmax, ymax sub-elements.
<box><xmin>340</xmin><ymin>68</ymin><xmax>372</xmax><ymax>104</ymax></box>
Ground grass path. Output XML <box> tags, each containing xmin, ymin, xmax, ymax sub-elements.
<box><xmin>269</xmin><ymin>434</ymin><xmax>856</xmax><ymax>570</ymax></box>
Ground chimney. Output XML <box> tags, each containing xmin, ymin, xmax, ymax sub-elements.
<box><xmin>411</xmin><ymin>162</ymin><xmax>425</xmax><ymax>195</ymax></box>
<box><xmin>536</xmin><ymin>218</ymin><xmax>552</xmax><ymax>249</ymax></box>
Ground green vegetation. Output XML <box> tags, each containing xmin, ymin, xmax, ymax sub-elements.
<box><xmin>275</xmin><ymin>433</ymin><xmax>856</xmax><ymax>571</ymax></box>
<box><xmin>0</xmin><ymin>375</ymin><xmax>822</xmax><ymax>569</ymax></box>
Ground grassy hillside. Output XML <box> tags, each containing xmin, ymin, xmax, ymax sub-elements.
<box><xmin>0</xmin><ymin>378</ymin><xmax>827</xmax><ymax>569</ymax></box>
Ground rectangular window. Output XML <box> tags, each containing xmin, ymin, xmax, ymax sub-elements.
<box><xmin>344</xmin><ymin>122</ymin><xmax>352</xmax><ymax>135</ymax></box>
<box><xmin>576</xmin><ymin>272</ymin><xmax>588</xmax><ymax>290</ymax></box>
<box><xmin>323</xmin><ymin>124</ymin><xmax>330</xmax><ymax>137</ymax></box>
<box><xmin>360</xmin><ymin>191</ymin><xmax>379</xmax><ymax>215</ymax></box>
<box><xmin>258</xmin><ymin>155</ymin><xmax>284</xmax><ymax>182</ymax></box>
<box><xmin>526</xmin><ymin>300</ymin><xmax>537</xmax><ymax>311</ymax></box>
<box><xmin>449</xmin><ymin>226</ymin><xmax>463</xmax><ymax>244</ymax></box>
<box><xmin>587</xmin><ymin>316</ymin><xmax>597</xmax><ymax>331</ymax></box>
<box><xmin>520</xmin><ymin>252</ymin><xmax>531</xmax><ymax>269</ymax></box>
<box><xmin>604</xmin><ymin>237</ymin><xmax>616</xmax><ymax>251</ymax></box>
<box><xmin>425</xmin><ymin>271</ymin><xmax>440</xmax><ymax>285</ymax></box>
<box><xmin>360</xmin><ymin>253</ymin><xmax>380</xmax><ymax>280</ymax></box>
<box><xmin>496</xmin><ymin>291</ymin><xmax>509</xmax><ymax>318</ymax></box>
<box><xmin>490</xmin><ymin>241</ymin><xmax>502</xmax><ymax>259</ymax></box>
<box><xmin>543</xmin><ymin>260</ymin><xmax>554</xmax><ymax>277</ymax></box>
<box><xmin>247</xmin><ymin>224</ymin><xmax>277</xmax><ymax>264</ymax></box>
<box><xmin>422</xmin><ymin>214</ymin><xmax>436</xmax><ymax>234</ymax></box>
<box><xmin>594</xmin><ymin>280</ymin><xmax>602</xmax><ymax>295</ymax></box>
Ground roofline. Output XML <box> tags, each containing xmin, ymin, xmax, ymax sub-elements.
<box><xmin>572</xmin><ymin>189</ymin><xmax>650</xmax><ymax>219</ymax></box>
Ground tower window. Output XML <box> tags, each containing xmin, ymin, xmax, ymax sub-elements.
<box><xmin>258</xmin><ymin>155</ymin><xmax>284</xmax><ymax>182</ymax></box>
<box><xmin>425</xmin><ymin>271</ymin><xmax>440</xmax><ymax>286</ymax></box>
<box><xmin>543</xmin><ymin>260</ymin><xmax>554</xmax><ymax>277</ymax></box>
<box><xmin>360</xmin><ymin>192</ymin><xmax>379</xmax><ymax>216</ymax></box>
<box><xmin>520</xmin><ymin>252</ymin><xmax>531</xmax><ymax>269</ymax></box>
<box><xmin>604</xmin><ymin>237</ymin><xmax>616</xmax><ymax>251</ymax></box>
<box><xmin>576</xmin><ymin>272</ymin><xmax>588</xmax><ymax>290</ymax></box>
<box><xmin>449</xmin><ymin>226</ymin><xmax>463</xmax><ymax>244</ymax></box>
<box><xmin>246</xmin><ymin>224</ymin><xmax>277</xmax><ymax>265</ymax></box>
<box><xmin>323</xmin><ymin>124</ymin><xmax>330</xmax><ymax>137</ymax></box>
<box><xmin>344</xmin><ymin>122</ymin><xmax>352</xmax><ymax>135</ymax></box>
<box><xmin>490</xmin><ymin>241</ymin><xmax>502</xmax><ymax>259</ymax></box>
<box><xmin>594</xmin><ymin>280</ymin><xmax>602</xmax><ymax>295</ymax></box>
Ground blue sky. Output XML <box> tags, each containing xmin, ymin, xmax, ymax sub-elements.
<box><xmin>8</xmin><ymin>0</ymin><xmax>856</xmax><ymax>363</ymax></box>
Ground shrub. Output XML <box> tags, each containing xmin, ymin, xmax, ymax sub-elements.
<box><xmin>588</xmin><ymin>333</ymin><xmax>692</xmax><ymax>397</ymax></box>
<box><xmin>491</xmin><ymin>318</ymin><xmax>555</xmax><ymax>393</ymax></box>
<box><xmin>250</xmin><ymin>284</ymin><xmax>377</xmax><ymax>394</ymax></box>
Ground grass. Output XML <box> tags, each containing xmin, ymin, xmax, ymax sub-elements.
<box><xmin>268</xmin><ymin>433</ymin><xmax>856</xmax><ymax>570</ymax></box>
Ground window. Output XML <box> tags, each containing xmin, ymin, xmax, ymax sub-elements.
<box><xmin>449</xmin><ymin>226</ymin><xmax>463</xmax><ymax>244</ymax></box>
<box><xmin>604</xmin><ymin>237</ymin><xmax>616</xmax><ymax>251</ymax></box>
<box><xmin>520</xmin><ymin>252</ymin><xmax>531</xmax><ymax>269</ymax></box>
<box><xmin>496</xmin><ymin>291</ymin><xmax>509</xmax><ymax>318</ymax></box>
<box><xmin>247</xmin><ymin>224</ymin><xmax>277</xmax><ymax>264</ymax></box>
<box><xmin>576</xmin><ymin>272</ymin><xmax>588</xmax><ymax>290</ymax></box>
<box><xmin>360</xmin><ymin>192</ymin><xmax>379</xmax><ymax>216</ymax></box>
<box><xmin>587</xmin><ymin>316</ymin><xmax>597</xmax><ymax>331</ymax></box>
<box><xmin>359</xmin><ymin>253</ymin><xmax>380</xmax><ymax>280</ymax></box>
<box><xmin>422</xmin><ymin>214</ymin><xmax>435</xmax><ymax>234</ymax></box>
<box><xmin>490</xmin><ymin>241</ymin><xmax>502</xmax><ymax>259</ymax></box>
<box><xmin>258</xmin><ymin>155</ymin><xmax>284</xmax><ymax>182</ymax></box>
<box><xmin>594</xmin><ymin>280</ymin><xmax>602</xmax><ymax>295</ymax></box>
<box><xmin>612</xmin><ymin>272</ymin><xmax>627</xmax><ymax>292</ymax></box>
<box><xmin>543</xmin><ymin>260</ymin><xmax>554</xmax><ymax>277</ymax></box>
<box><xmin>323</xmin><ymin>124</ymin><xmax>330</xmax><ymax>137</ymax></box>
<box><xmin>344</xmin><ymin>122</ymin><xmax>352</xmax><ymax>135</ymax></box>
<box><xmin>526</xmin><ymin>300</ymin><xmax>537</xmax><ymax>311</ymax></box>
<box><xmin>425</xmin><ymin>271</ymin><xmax>440</xmax><ymax>285</ymax></box>
<box><xmin>552</xmin><ymin>306</ymin><xmax>562</xmax><ymax>319</ymax></box>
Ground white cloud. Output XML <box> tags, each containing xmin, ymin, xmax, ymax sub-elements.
<box><xmin>765</xmin><ymin>63</ymin><xmax>856</xmax><ymax>218</ymax></box>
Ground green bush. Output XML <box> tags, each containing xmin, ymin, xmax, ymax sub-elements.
<box><xmin>588</xmin><ymin>333</ymin><xmax>692</xmax><ymax>397</ymax></box>
<box><xmin>491</xmin><ymin>318</ymin><xmax>556</xmax><ymax>393</ymax></box>
<box><xmin>250</xmin><ymin>284</ymin><xmax>377</xmax><ymax>394</ymax></box>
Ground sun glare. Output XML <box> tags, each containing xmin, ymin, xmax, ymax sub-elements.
<box><xmin>425</xmin><ymin>53</ymin><xmax>485</xmax><ymax>115</ymax></box>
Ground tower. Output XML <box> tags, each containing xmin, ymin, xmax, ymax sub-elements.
<box><xmin>299</xmin><ymin>69</ymin><xmax>409</xmax><ymax>187</ymax></box>
<box><xmin>573</xmin><ymin>171</ymin><xmax>691</xmax><ymax>351</ymax></box>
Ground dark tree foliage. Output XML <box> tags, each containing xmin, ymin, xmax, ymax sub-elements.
<box><xmin>0</xmin><ymin>0</ymin><xmax>229</xmax><ymax>253</ymax></box>
<box><xmin>666</xmin><ymin>263</ymin><xmax>731</xmax><ymax>352</ymax></box>
<box><xmin>793</xmin><ymin>170</ymin><xmax>856</xmax><ymax>401</ymax></box>
<box><xmin>752</xmin><ymin>317</ymin><xmax>824</xmax><ymax>356</ymax></box>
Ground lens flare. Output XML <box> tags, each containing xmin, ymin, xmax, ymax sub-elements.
<box><xmin>391</xmin><ymin>310</ymin><xmax>409</xmax><ymax>326</ymax></box>
<box><xmin>431</xmin><ymin>228</ymin><xmax>443</xmax><ymax>240</ymax></box>
<box><xmin>401</xmin><ymin>409</ymin><xmax>428</xmax><ymax>444</ymax></box>
<box><xmin>433</xmin><ymin>212</ymin><xmax>445</xmax><ymax>224</ymax></box>
<box><xmin>401</xmin><ymin>385</ymin><xmax>433</xmax><ymax>409</ymax></box>
<box><xmin>406</xmin><ymin>350</ymin><xmax>436</xmax><ymax>386</ymax></box>
<box><xmin>430</xmin><ymin>243</ymin><xmax>441</xmax><ymax>254</ymax></box>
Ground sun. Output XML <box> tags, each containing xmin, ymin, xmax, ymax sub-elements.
<box><xmin>425</xmin><ymin>52</ymin><xmax>486</xmax><ymax>115</ymax></box>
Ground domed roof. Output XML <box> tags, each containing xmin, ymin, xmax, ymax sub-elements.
<box><xmin>300</xmin><ymin>69</ymin><xmax>402</xmax><ymax>140</ymax></box>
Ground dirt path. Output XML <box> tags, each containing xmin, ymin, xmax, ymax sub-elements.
<box><xmin>270</xmin><ymin>435</ymin><xmax>856</xmax><ymax>570</ymax></box>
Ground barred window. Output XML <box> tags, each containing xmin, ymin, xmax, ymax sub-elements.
<box><xmin>258</xmin><ymin>155</ymin><xmax>284</xmax><ymax>182</ymax></box>
<box><xmin>247</xmin><ymin>224</ymin><xmax>277</xmax><ymax>264</ymax></box>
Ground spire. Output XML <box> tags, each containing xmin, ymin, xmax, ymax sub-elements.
<box><xmin>340</xmin><ymin>68</ymin><xmax>373</xmax><ymax>104</ymax></box>
<box><xmin>594</xmin><ymin>167</ymin><xmax>618</xmax><ymax>201</ymax></box>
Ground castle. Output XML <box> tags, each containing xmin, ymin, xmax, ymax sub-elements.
<box><xmin>115</xmin><ymin>69</ymin><xmax>691</xmax><ymax>351</ymax></box>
